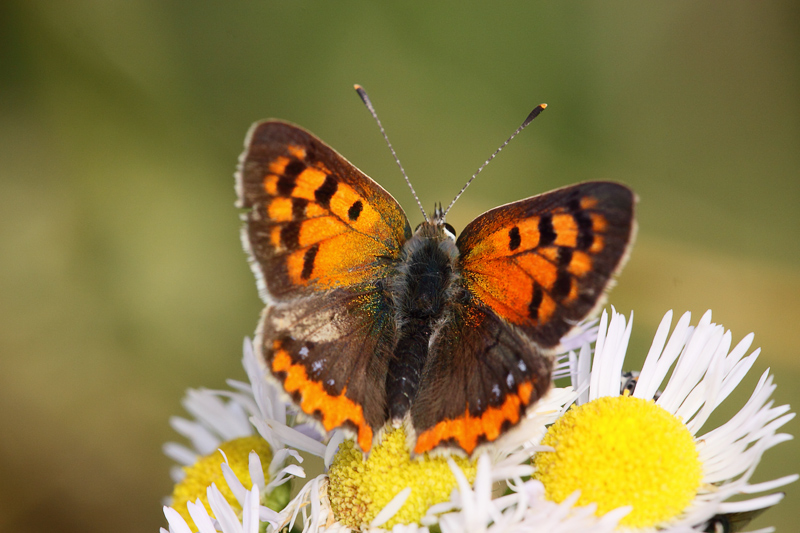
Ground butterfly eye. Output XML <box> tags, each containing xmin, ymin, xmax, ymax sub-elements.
<box><xmin>443</xmin><ymin>223</ymin><xmax>457</xmax><ymax>240</ymax></box>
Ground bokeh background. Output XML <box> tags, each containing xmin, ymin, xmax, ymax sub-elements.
<box><xmin>1</xmin><ymin>2</ymin><xmax>798</xmax><ymax>532</ymax></box>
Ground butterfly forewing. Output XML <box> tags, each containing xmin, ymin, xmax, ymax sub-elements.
<box><xmin>457</xmin><ymin>182</ymin><xmax>635</xmax><ymax>347</ymax></box>
<box><xmin>236</xmin><ymin>120</ymin><xmax>411</xmax><ymax>300</ymax></box>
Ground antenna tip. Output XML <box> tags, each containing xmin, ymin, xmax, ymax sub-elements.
<box><xmin>354</xmin><ymin>84</ymin><xmax>370</xmax><ymax>106</ymax></box>
<box><xmin>522</xmin><ymin>103</ymin><xmax>547</xmax><ymax>128</ymax></box>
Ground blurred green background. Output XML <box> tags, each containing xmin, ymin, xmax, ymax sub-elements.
<box><xmin>1</xmin><ymin>2</ymin><xmax>798</xmax><ymax>532</ymax></box>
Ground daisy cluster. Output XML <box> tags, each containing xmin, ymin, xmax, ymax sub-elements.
<box><xmin>161</xmin><ymin>310</ymin><xmax>795</xmax><ymax>533</ymax></box>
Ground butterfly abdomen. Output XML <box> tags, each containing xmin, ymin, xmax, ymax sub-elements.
<box><xmin>386</xmin><ymin>223</ymin><xmax>460</xmax><ymax>422</ymax></box>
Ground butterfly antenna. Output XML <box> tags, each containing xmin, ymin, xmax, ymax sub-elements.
<box><xmin>355</xmin><ymin>84</ymin><xmax>428</xmax><ymax>221</ymax></box>
<box><xmin>443</xmin><ymin>104</ymin><xmax>547</xmax><ymax>218</ymax></box>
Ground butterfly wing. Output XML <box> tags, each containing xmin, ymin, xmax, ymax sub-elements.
<box><xmin>237</xmin><ymin>121</ymin><xmax>411</xmax><ymax>451</ymax></box>
<box><xmin>411</xmin><ymin>306</ymin><xmax>553</xmax><ymax>455</ymax></box>
<box><xmin>237</xmin><ymin>120</ymin><xmax>411</xmax><ymax>301</ymax></box>
<box><xmin>456</xmin><ymin>181</ymin><xmax>635</xmax><ymax>346</ymax></box>
<box><xmin>261</xmin><ymin>286</ymin><xmax>395</xmax><ymax>452</ymax></box>
<box><xmin>411</xmin><ymin>182</ymin><xmax>635</xmax><ymax>455</ymax></box>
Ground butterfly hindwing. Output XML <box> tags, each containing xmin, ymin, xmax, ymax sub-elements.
<box><xmin>236</xmin><ymin>120</ymin><xmax>411</xmax><ymax>301</ymax></box>
<box><xmin>457</xmin><ymin>181</ymin><xmax>635</xmax><ymax>347</ymax></box>
<box><xmin>411</xmin><ymin>306</ymin><xmax>552</xmax><ymax>455</ymax></box>
<box><xmin>261</xmin><ymin>287</ymin><xmax>393</xmax><ymax>452</ymax></box>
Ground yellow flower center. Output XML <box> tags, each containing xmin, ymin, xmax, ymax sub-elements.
<box><xmin>533</xmin><ymin>395</ymin><xmax>702</xmax><ymax>528</ymax></box>
<box><xmin>171</xmin><ymin>435</ymin><xmax>272</xmax><ymax>530</ymax></box>
<box><xmin>328</xmin><ymin>428</ymin><xmax>477</xmax><ymax>529</ymax></box>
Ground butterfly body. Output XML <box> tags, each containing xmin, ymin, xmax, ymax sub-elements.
<box><xmin>385</xmin><ymin>218</ymin><xmax>461</xmax><ymax>422</ymax></box>
<box><xmin>237</xmin><ymin>119</ymin><xmax>635</xmax><ymax>457</ymax></box>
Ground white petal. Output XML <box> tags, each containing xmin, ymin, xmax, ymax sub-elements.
<box><xmin>473</xmin><ymin>454</ymin><xmax>493</xmax><ymax>527</ymax></box>
<box><xmin>248</xmin><ymin>450</ymin><xmax>266</xmax><ymax>490</ymax></box>
<box><xmin>371</xmin><ymin>487</ymin><xmax>411</xmax><ymax>528</ymax></box>
<box><xmin>208</xmin><ymin>483</ymin><xmax>243</xmax><ymax>533</ymax></box>
<box><xmin>717</xmin><ymin>491</ymin><xmax>784</xmax><ymax>513</ymax></box>
<box><xmin>170</xmin><ymin>416</ymin><xmax>221</xmax><ymax>455</ymax></box>
<box><xmin>184</xmin><ymin>389</ymin><xmax>251</xmax><ymax>441</ymax></box>
<box><xmin>242</xmin><ymin>486</ymin><xmax>260</xmax><ymax>533</ymax></box>
<box><xmin>188</xmin><ymin>499</ymin><xmax>218</xmax><ymax>533</ymax></box>
<box><xmin>325</xmin><ymin>430</ymin><xmax>346</xmax><ymax>468</ymax></box>
<box><xmin>163</xmin><ymin>506</ymin><xmax>193</xmax><ymax>533</ymax></box>
<box><xmin>576</xmin><ymin>343</ymin><xmax>592</xmax><ymax>405</ymax></box>
<box><xmin>163</xmin><ymin>442</ymin><xmax>198</xmax><ymax>466</ymax></box>
<box><xmin>251</xmin><ymin>415</ymin><xmax>326</xmax><ymax>457</ymax></box>
<box><xmin>308</xmin><ymin>477</ymin><xmax>323</xmax><ymax>533</ymax></box>
<box><xmin>650</xmin><ymin>311</ymin><xmax>693</xmax><ymax>403</ymax></box>
<box><xmin>634</xmin><ymin>309</ymin><xmax>673</xmax><ymax>399</ymax></box>
<box><xmin>594</xmin><ymin>310</ymin><xmax>632</xmax><ymax>399</ymax></box>
<box><xmin>589</xmin><ymin>309</ymin><xmax>610</xmax><ymax>399</ymax></box>
<box><xmin>221</xmin><ymin>461</ymin><xmax>248</xmax><ymax>506</ymax></box>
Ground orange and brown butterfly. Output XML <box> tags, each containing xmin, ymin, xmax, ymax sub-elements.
<box><xmin>235</xmin><ymin>88</ymin><xmax>636</xmax><ymax>457</ymax></box>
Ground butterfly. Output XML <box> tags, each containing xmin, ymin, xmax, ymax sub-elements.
<box><xmin>236</xmin><ymin>101</ymin><xmax>635</xmax><ymax>457</ymax></box>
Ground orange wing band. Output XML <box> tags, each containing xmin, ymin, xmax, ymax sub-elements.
<box><xmin>414</xmin><ymin>381</ymin><xmax>535</xmax><ymax>455</ymax></box>
<box><xmin>271</xmin><ymin>343</ymin><xmax>373</xmax><ymax>452</ymax></box>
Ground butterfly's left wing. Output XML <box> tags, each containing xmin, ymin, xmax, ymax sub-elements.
<box><xmin>237</xmin><ymin>121</ymin><xmax>412</xmax><ymax>452</ymax></box>
<box><xmin>411</xmin><ymin>182</ymin><xmax>635</xmax><ymax>455</ymax></box>
<box><xmin>237</xmin><ymin>120</ymin><xmax>410</xmax><ymax>301</ymax></box>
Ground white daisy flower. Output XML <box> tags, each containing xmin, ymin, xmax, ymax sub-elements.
<box><xmin>163</xmin><ymin>338</ymin><xmax>325</xmax><ymax>530</ymax></box>
<box><xmin>534</xmin><ymin>308</ymin><xmax>797</xmax><ymax>532</ymax></box>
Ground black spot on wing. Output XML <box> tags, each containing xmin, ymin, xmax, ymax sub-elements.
<box><xmin>301</xmin><ymin>244</ymin><xmax>319</xmax><ymax>280</ymax></box>
<box><xmin>277</xmin><ymin>175</ymin><xmax>296</xmax><ymax>197</ymax></box>
<box><xmin>508</xmin><ymin>226</ymin><xmax>521</xmax><ymax>251</ymax></box>
<box><xmin>552</xmin><ymin>270</ymin><xmax>572</xmax><ymax>300</ymax></box>
<box><xmin>575</xmin><ymin>210</ymin><xmax>594</xmax><ymax>251</ymax></box>
<box><xmin>348</xmin><ymin>200</ymin><xmax>363</xmax><ymax>221</ymax></box>
<box><xmin>528</xmin><ymin>283</ymin><xmax>544</xmax><ymax>320</ymax></box>
<box><xmin>538</xmin><ymin>215</ymin><xmax>556</xmax><ymax>246</ymax></box>
<box><xmin>292</xmin><ymin>197</ymin><xmax>309</xmax><ymax>219</ymax></box>
<box><xmin>280</xmin><ymin>221</ymin><xmax>301</xmax><ymax>249</ymax></box>
<box><xmin>284</xmin><ymin>159</ymin><xmax>306</xmax><ymax>178</ymax></box>
<box><xmin>557</xmin><ymin>246</ymin><xmax>573</xmax><ymax>268</ymax></box>
<box><xmin>315</xmin><ymin>175</ymin><xmax>338</xmax><ymax>208</ymax></box>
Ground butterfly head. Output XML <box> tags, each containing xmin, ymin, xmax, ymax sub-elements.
<box><xmin>414</xmin><ymin>202</ymin><xmax>457</xmax><ymax>241</ymax></box>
